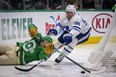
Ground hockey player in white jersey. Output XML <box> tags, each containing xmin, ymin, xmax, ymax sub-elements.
<box><xmin>47</xmin><ymin>5</ymin><xmax>91</xmax><ymax>63</ymax></box>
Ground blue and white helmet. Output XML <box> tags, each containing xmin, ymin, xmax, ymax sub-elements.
<box><xmin>65</xmin><ymin>5</ymin><xmax>76</xmax><ymax>13</ymax></box>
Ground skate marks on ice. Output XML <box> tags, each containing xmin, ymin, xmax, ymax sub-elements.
<box><xmin>0</xmin><ymin>61</ymin><xmax>116</xmax><ymax>77</ymax></box>
<box><xmin>0</xmin><ymin>62</ymin><xmax>82</xmax><ymax>77</ymax></box>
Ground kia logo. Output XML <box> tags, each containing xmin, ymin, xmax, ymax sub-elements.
<box><xmin>92</xmin><ymin>13</ymin><xmax>112</xmax><ymax>33</ymax></box>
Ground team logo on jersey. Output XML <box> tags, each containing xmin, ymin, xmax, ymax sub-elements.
<box><xmin>92</xmin><ymin>13</ymin><xmax>112</xmax><ymax>33</ymax></box>
<box><xmin>74</xmin><ymin>21</ymin><xmax>80</xmax><ymax>26</ymax></box>
<box><xmin>23</xmin><ymin>40</ymin><xmax>36</xmax><ymax>53</ymax></box>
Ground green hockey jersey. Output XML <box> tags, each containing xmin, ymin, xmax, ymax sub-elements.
<box><xmin>17</xmin><ymin>33</ymin><xmax>48</xmax><ymax>65</ymax></box>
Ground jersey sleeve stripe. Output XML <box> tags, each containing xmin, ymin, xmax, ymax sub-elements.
<box><xmin>72</xmin><ymin>26</ymin><xmax>81</xmax><ymax>30</ymax></box>
<box><xmin>72</xmin><ymin>28</ymin><xmax>81</xmax><ymax>33</ymax></box>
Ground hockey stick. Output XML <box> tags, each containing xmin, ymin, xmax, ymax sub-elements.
<box><xmin>15</xmin><ymin>60</ymin><xmax>44</xmax><ymax>72</ymax></box>
<box><xmin>66</xmin><ymin>56</ymin><xmax>91</xmax><ymax>73</ymax></box>
<box><xmin>55</xmin><ymin>48</ymin><xmax>91</xmax><ymax>73</ymax></box>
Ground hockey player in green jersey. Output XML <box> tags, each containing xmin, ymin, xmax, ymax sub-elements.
<box><xmin>0</xmin><ymin>24</ymin><xmax>54</xmax><ymax>65</ymax></box>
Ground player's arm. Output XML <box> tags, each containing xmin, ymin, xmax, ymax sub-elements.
<box><xmin>28</xmin><ymin>24</ymin><xmax>38</xmax><ymax>38</ymax></box>
<box><xmin>38</xmin><ymin>43</ymin><xmax>55</xmax><ymax>60</ymax></box>
<box><xmin>28</xmin><ymin>24</ymin><xmax>43</xmax><ymax>42</ymax></box>
<box><xmin>70</xmin><ymin>21</ymin><xmax>81</xmax><ymax>37</ymax></box>
<box><xmin>63</xmin><ymin>21</ymin><xmax>81</xmax><ymax>44</ymax></box>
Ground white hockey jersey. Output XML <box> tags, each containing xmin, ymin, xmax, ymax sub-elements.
<box><xmin>57</xmin><ymin>13</ymin><xmax>91</xmax><ymax>38</ymax></box>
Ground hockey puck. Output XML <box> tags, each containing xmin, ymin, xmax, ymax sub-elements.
<box><xmin>81</xmin><ymin>71</ymin><xmax>85</xmax><ymax>74</ymax></box>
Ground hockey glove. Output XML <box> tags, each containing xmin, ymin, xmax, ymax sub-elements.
<box><xmin>29</xmin><ymin>27</ymin><xmax>38</xmax><ymax>38</ymax></box>
<box><xmin>44</xmin><ymin>43</ymin><xmax>55</xmax><ymax>55</ymax></box>
<box><xmin>63</xmin><ymin>33</ymin><xmax>73</xmax><ymax>44</ymax></box>
<box><xmin>47</xmin><ymin>29</ymin><xmax>58</xmax><ymax>36</ymax></box>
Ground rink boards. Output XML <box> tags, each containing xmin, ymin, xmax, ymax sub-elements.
<box><xmin>0</xmin><ymin>10</ymin><xmax>115</xmax><ymax>44</ymax></box>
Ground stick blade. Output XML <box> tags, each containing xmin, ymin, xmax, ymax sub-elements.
<box><xmin>15</xmin><ymin>64</ymin><xmax>37</xmax><ymax>72</ymax></box>
<box><xmin>15</xmin><ymin>66</ymin><xmax>31</xmax><ymax>72</ymax></box>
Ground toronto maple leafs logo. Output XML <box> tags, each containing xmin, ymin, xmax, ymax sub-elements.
<box><xmin>74</xmin><ymin>21</ymin><xmax>80</xmax><ymax>26</ymax></box>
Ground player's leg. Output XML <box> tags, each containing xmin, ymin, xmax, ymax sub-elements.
<box><xmin>55</xmin><ymin>29</ymin><xmax>91</xmax><ymax>63</ymax></box>
<box><xmin>0</xmin><ymin>44</ymin><xmax>10</xmax><ymax>55</ymax></box>
<box><xmin>0</xmin><ymin>54</ymin><xmax>19</xmax><ymax>65</ymax></box>
<box><xmin>55</xmin><ymin>38</ymin><xmax>79</xmax><ymax>63</ymax></box>
<box><xmin>76</xmin><ymin>28</ymin><xmax>91</xmax><ymax>45</ymax></box>
<box><xmin>54</xmin><ymin>30</ymin><xmax>69</xmax><ymax>49</ymax></box>
<box><xmin>0</xmin><ymin>55</ymin><xmax>13</xmax><ymax>64</ymax></box>
<box><xmin>0</xmin><ymin>44</ymin><xmax>19</xmax><ymax>64</ymax></box>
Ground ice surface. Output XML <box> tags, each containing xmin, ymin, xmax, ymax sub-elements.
<box><xmin>0</xmin><ymin>61</ymin><xmax>116</xmax><ymax>77</ymax></box>
<box><xmin>0</xmin><ymin>44</ymin><xmax>116</xmax><ymax>77</ymax></box>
